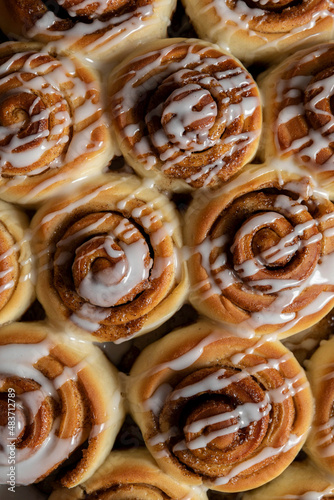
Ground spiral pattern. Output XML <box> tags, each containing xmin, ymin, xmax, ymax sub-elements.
<box><xmin>182</xmin><ymin>0</ymin><xmax>334</xmax><ymax>64</ymax></box>
<box><xmin>242</xmin><ymin>460</ymin><xmax>334</xmax><ymax>499</ymax></box>
<box><xmin>49</xmin><ymin>449</ymin><xmax>209</xmax><ymax>499</ymax></box>
<box><xmin>263</xmin><ymin>43</ymin><xmax>334</xmax><ymax>193</ymax></box>
<box><xmin>0</xmin><ymin>42</ymin><xmax>111</xmax><ymax>204</ymax></box>
<box><xmin>128</xmin><ymin>321</ymin><xmax>313</xmax><ymax>492</ymax></box>
<box><xmin>31</xmin><ymin>173</ymin><xmax>188</xmax><ymax>342</ymax></box>
<box><xmin>0</xmin><ymin>0</ymin><xmax>176</xmax><ymax>63</ymax></box>
<box><xmin>185</xmin><ymin>166</ymin><xmax>334</xmax><ymax>338</ymax></box>
<box><xmin>0</xmin><ymin>322</ymin><xmax>125</xmax><ymax>487</ymax></box>
<box><xmin>109</xmin><ymin>39</ymin><xmax>261</xmax><ymax>191</ymax></box>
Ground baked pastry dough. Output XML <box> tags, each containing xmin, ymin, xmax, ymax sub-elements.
<box><xmin>305</xmin><ymin>336</ymin><xmax>334</xmax><ymax>476</ymax></box>
<box><xmin>31</xmin><ymin>173</ymin><xmax>188</xmax><ymax>342</ymax></box>
<box><xmin>185</xmin><ymin>165</ymin><xmax>334</xmax><ymax>338</ymax></box>
<box><xmin>260</xmin><ymin>42</ymin><xmax>334</xmax><ymax>197</ymax></box>
<box><xmin>182</xmin><ymin>0</ymin><xmax>334</xmax><ymax>65</ymax></box>
<box><xmin>0</xmin><ymin>199</ymin><xmax>34</xmax><ymax>324</ymax></box>
<box><xmin>242</xmin><ymin>460</ymin><xmax>334</xmax><ymax>499</ymax></box>
<box><xmin>49</xmin><ymin>448</ymin><xmax>209</xmax><ymax>499</ymax></box>
<box><xmin>0</xmin><ymin>0</ymin><xmax>176</xmax><ymax>64</ymax></box>
<box><xmin>0</xmin><ymin>322</ymin><xmax>125</xmax><ymax>487</ymax></box>
<box><xmin>109</xmin><ymin>38</ymin><xmax>261</xmax><ymax>191</ymax></box>
<box><xmin>0</xmin><ymin>42</ymin><xmax>112</xmax><ymax>205</ymax></box>
<box><xmin>128</xmin><ymin>320</ymin><xmax>313</xmax><ymax>492</ymax></box>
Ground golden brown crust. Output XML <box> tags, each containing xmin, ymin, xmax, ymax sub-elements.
<box><xmin>108</xmin><ymin>38</ymin><xmax>261</xmax><ymax>192</ymax></box>
<box><xmin>185</xmin><ymin>165</ymin><xmax>334</xmax><ymax>338</ymax></box>
<box><xmin>242</xmin><ymin>460</ymin><xmax>334</xmax><ymax>499</ymax></box>
<box><xmin>49</xmin><ymin>448</ymin><xmax>209</xmax><ymax>499</ymax></box>
<box><xmin>31</xmin><ymin>173</ymin><xmax>189</xmax><ymax>342</ymax></box>
<box><xmin>127</xmin><ymin>320</ymin><xmax>313</xmax><ymax>493</ymax></box>
<box><xmin>0</xmin><ymin>321</ymin><xmax>125</xmax><ymax>487</ymax></box>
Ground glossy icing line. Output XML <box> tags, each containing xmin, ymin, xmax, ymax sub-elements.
<box><xmin>273</xmin><ymin>45</ymin><xmax>334</xmax><ymax>173</ymax></box>
<box><xmin>27</xmin><ymin>1</ymin><xmax>162</xmax><ymax>56</ymax></box>
<box><xmin>197</xmin><ymin>0</ymin><xmax>334</xmax><ymax>56</ymax></box>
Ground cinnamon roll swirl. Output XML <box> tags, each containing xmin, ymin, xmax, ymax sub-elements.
<box><xmin>49</xmin><ymin>448</ymin><xmax>209</xmax><ymax>499</ymax></box>
<box><xmin>185</xmin><ymin>165</ymin><xmax>334</xmax><ymax>338</ymax></box>
<box><xmin>108</xmin><ymin>38</ymin><xmax>262</xmax><ymax>191</ymax></box>
<box><xmin>0</xmin><ymin>322</ymin><xmax>125</xmax><ymax>487</ymax></box>
<box><xmin>0</xmin><ymin>42</ymin><xmax>112</xmax><ymax>205</ymax></box>
<box><xmin>0</xmin><ymin>0</ymin><xmax>176</xmax><ymax>64</ymax></box>
<box><xmin>127</xmin><ymin>320</ymin><xmax>313</xmax><ymax>493</ymax></box>
<box><xmin>0</xmin><ymin>199</ymin><xmax>34</xmax><ymax>325</ymax></box>
<box><xmin>182</xmin><ymin>0</ymin><xmax>334</xmax><ymax>65</ymax></box>
<box><xmin>242</xmin><ymin>460</ymin><xmax>334</xmax><ymax>499</ymax></box>
<box><xmin>31</xmin><ymin>173</ymin><xmax>188</xmax><ymax>342</ymax></box>
<box><xmin>261</xmin><ymin>43</ymin><xmax>334</xmax><ymax>196</ymax></box>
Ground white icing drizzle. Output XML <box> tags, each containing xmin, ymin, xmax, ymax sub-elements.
<box><xmin>0</xmin><ymin>335</ymin><xmax>112</xmax><ymax>484</ymax></box>
<box><xmin>27</xmin><ymin>1</ymin><xmax>167</xmax><ymax>59</ymax></box>
<box><xmin>33</xmin><ymin>176</ymin><xmax>181</xmax><ymax>335</ymax></box>
<box><xmin>111</xmin><ymin>42</ymin><xmax>260</xmax><ymax>187</ymax></box>
<box><xmin>273</xmin><ymin>44</ymin><xmax>334</xmax><ymax>175</ymax></box>
<box><xmin>213</xmin><ymin>433</ymin><xmax>303</xmax><ymax>486</ymax></box>
<box><xmin>194</xmin><ymin>0</ymin><xmax>334</xmax><ymax>59</ymax></box>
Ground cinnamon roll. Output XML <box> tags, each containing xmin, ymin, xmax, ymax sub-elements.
<box><xmin>182</xmin><ymin>0</ymin><xmax>334</xmax><ymax>65</ymax></box>
<box><xmin>49</xmin><ymin>448</ymin><xmax>209</xmax><ymax>499</ymax></box>
<box><xmin>242</xmin><ymin>460</ymin><xmax>334</xmax><ymax>499</ymax></box>
<box><xmin>0</xmin><ymin>199</ymin><xmax>34</xmax><ymax>325</ymax></box>
<box><xmin>127</xmin><ymin>320</ymin><xmax>313</xmax><ymax>493</ymax></box>
<box><xmin>31</xmin><ymin>173</ymin><xmax>188</xmax><ymax>342</ymax></box>
<box><xmin>0</xmin><ymin>0</ymin><xmax>176</xmax><ymax>64</ymax></box>
<box><xmin>0</xmin><ymin>321</ymin><xmax>125</xmax><ymax>487</ymax></box>
<box><xmin>185</xmin><ymin>165</ymin><xmax>334</xmax><ymax>338</ymax></box>
<box><xmin>305</xmin><ymin>336</ymin><xmax>334</xmax><ymax>477</ymax></box>
<box><xmin>0</xmin><ymin>42</ymin><xmax>112</xmax><ymax>206</ymax></box>
<box><xmin>108</xmin><ymin>38</ymin><xmax>262</xmax><ymax>191</ymax></box>
<box><xmin>261</xmin><ymin>42</ymin><xmax>334</xmax><ymax>196</ymax></box>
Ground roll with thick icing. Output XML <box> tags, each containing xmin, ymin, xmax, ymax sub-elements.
<box><xmin>182</xmin><ymin>0</ymin><xmax>334</xmax><ymax>65</ymax></box>
<box><xmin>109</xmin><ymin>38</ymin><xmax>262</xmax><ymax>192</ymax></box>
<box><xmin>0</xmin><ymin>42</ymin><xmax>113</xmax><ymax>205</ymax></box>
<box><xmin>185</xmin><ymin>165</ymin><xmax>334</xmax><ymax>338</ymax></box>
<box><xmin>260</xmin><ymin>42</ymin><xmax>334</xmax><ymax>197</ymax></box>
<box><xmin>0</xmin><ymin>0</ymin><xmax>176</xmax><ymax>64</ymax></box>
<box><xmin>31</xmin><ymin>173</ymin><xmax>188</xmax><ymax>342</ymax></box>
<box><xmin>0</xmin><ymin>322</ymin><xmax>125</xmax><ymax>487</ymax></box>
<box><xmin>127</xmin><ymin>320</ymin><xmax>313</xmax><ymax>493</ymax></box>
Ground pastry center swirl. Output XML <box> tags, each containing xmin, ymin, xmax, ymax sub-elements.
<box><xmin>161</xmin><ymin>83</ymin><xmax>218</xmax><ymax>152</ymax></box>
